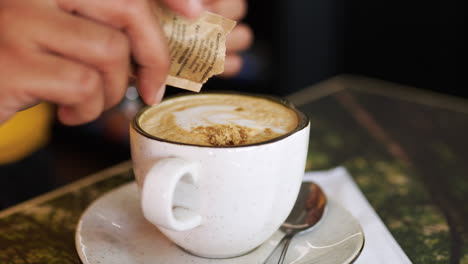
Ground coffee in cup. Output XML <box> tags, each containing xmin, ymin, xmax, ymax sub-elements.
<box><xmin>130</xmin><ymin>93</ymin><xmax>310</xmax><ymax>258</ymax></box>
<box><xmin>138</xmin><ymin>93</ymin><xmax>299</xmax><ymax>146</ymax></box>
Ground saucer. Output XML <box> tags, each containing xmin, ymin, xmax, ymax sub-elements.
<box><xmin>76</xmin><ymin>183</ymin><xmax>364</xmax><ymax>264</ymax></box>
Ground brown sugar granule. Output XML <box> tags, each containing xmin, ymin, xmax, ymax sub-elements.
<box><xmin>192</xmin><ymin>124</ymin><xmax>251</xmax><ymax>146</ymax></box>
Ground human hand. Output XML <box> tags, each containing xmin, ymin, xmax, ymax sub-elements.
<box><xmin>202</xmin><ymin>0</ymin><xmax>253</xmax><ymax>78</ymax></box>
<box><xmin>0</xmin><ymin>0</ymin><xmax>201</xmax><ymax>126</ymax></box>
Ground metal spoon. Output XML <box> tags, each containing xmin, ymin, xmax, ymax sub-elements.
<box><xmin>264</xmin><ymin>181</ymin><xmax>327</xmax><ymax>264</ymax></box>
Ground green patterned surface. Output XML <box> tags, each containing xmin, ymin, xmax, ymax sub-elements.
<box><xmin>1</xmin><ymin>78</ymin><xmax>467</xmax><ymax>263</ymax></box>
<box><xmin>302</xmin><ymin>92</ymin><xmax>466</xmax><ymax>263</ymax></box>
<box><xmin>0</xmin><ymin>171</ymin><xmax>133</xmax><ymax>264</ymax></box>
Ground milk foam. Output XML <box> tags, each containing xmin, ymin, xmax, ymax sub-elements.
<box><xmin>138</xmin><ymin>94</ymin><xmax>298</xmax><ymax>146</ymax></box>
<box><xmin>173</xmin><ymin>105</ymin><xmax>286</xmax><ymax>134</ymax></box>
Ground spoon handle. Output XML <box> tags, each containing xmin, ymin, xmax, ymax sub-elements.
<box><xmin>277</xmin><ymin>235</ymin><xmax>293</xmax><ymax>264</ymax></box>
<box><xmin>263</xmin><ymin>234</ymin><xmax>289</xmax><ymax>264</ymax></box>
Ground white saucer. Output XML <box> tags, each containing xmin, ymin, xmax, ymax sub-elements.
<box><xmin>76</xmin><ymin>183</ymin><xmax>364</xmax><ymax>264</ymax></box>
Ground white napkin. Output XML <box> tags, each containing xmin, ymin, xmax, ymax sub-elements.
<box><xmin>304</xmin><ymin>167</ymin><xmax>412</xmax><ymax>264</ymax></box>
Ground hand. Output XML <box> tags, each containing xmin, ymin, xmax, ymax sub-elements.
<box><xmin>203</xmin><ymin>0</ymin><xmax>253</xmax><ymax>78</ymax></box>
<box><xmin>0</xmin><ymin>0</ymin><xmax>200</xmax><ymax>126</ymax></box>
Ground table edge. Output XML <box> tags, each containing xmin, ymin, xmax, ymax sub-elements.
<box><xmin>0</xmin><ymin>160</ymin><xmax>133</xmax><ymax>218</ymax></box>
<box><xmin>287</xmin><ymin>74</ymin><xmax>468</xmax><ymax>113</ymax></box>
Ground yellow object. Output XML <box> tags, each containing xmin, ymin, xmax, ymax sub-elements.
<box><xmin>0</xmin><ymin>103</ymin><xmax>53</xmax><ymax>164</ymax></box>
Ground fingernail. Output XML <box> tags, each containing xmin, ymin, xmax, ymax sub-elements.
<box><xmin>153</xmin><ymin>85</ymin><xmax>166</xmax><ymax>105</ymax></box>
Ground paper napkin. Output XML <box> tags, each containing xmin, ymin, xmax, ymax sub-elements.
<box><xmin>304</xmin><ymin>167</ymin><xmax>412</xmax><ymax>264</ymax></box>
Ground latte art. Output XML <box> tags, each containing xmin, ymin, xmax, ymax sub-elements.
<box><xmin>173</xmin><ymin>105</ymin><xmax>289</xmax><ymax>134</ymax></box>
<box><xmin>138</xmin><ymin>94</ymin><xmax>298</xmax><ymax>146</ymax></box>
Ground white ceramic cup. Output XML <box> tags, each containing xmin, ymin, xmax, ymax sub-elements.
<box><xmin>130</xmin><ymin>93</ymin><xmax>310</xmax><ymax>258</ymax></box>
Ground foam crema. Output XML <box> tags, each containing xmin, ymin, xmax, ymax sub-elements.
<box><xmin>138</xmin><ymin>94</ymin><xmax>299</xmax><ymax>146</ymax></box>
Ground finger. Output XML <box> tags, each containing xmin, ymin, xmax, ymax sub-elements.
<box><xmin>157</xmin><ymin>0</ymin><xmax>203</xmax><ymax>19</ymax></box>
<box><xmin>28</xmin><ymin>53</ymin><xmax>105</xmax><ymax>124</ymax></box>
<box><xmin>35</xmin><ymin>11</ymin><xmax>130</xmax><ymax>109</ymax></box>
<box><xmin>48</xmin><ymin>56</ymin><xmax>105</xmax><ymax>125</ymax></box>
<box><xmin>1</xmin><ymin>49</ymin><xmax>102</xmax><ymax>107</ymax></box>
<box><xmin>219</xmin><ymin>54</ymin><xmax>242</xmax><ymax>78</ymax></box>
<box><xmin>56</xmin><ymin>0</ymin><xmax>170</xmax><ymax>105</ymax></box>
<box><xmin>226</xmin><ymin>24</ymin><xmax>253</xmax><ymax>53</ymax></box>
<box><xmin>203</xmin><ymin>0</ymin><xmax>247</xmax><ymax>21</ymax></box>
<box><xmin>57</xmin><ymin>89</ymin><xmax>104</xmax><ymax>125</ymax></box>
<box><xmin>0</xmin><ymin>25</ymin><xmax>104</xmax><ymax>124</ymax></box>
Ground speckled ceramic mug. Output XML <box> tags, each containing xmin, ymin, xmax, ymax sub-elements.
<box><xmin>130</xmin><ymin>93</ymin><xmax>310</xmax><ymax>258</ymax></box>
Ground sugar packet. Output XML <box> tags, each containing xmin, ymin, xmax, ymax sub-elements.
<box><xmin>131</xmin><ymin>8</ymin><xmax>236</xmax><ymax>92</ymax></box>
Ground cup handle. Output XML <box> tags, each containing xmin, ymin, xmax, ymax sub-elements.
<box><xmin>141</xmin><ymin>157</ymin><xmax>202</xmax><ymax>231</ymax></box>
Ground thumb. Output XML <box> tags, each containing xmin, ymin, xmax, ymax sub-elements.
<box><xmin>158</xmin><ymin>0</ymin><xmax>203</xmax><ymax>19</ymax></box>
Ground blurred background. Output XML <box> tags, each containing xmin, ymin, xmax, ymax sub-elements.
<box><xmin>1</xmin><ymin>0</ymin><xmax>465</xmax><ymax>207</ymax></box>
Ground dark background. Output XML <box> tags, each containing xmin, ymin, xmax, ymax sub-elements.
<box><xmin>235</xmin><ymin>0</ymin><xmax>465</xmax><ymax>97</ymax></box>
<box><xmin>4</xmin><ymin>0</ymin><xmax>465</xmax><ymax>206</ymax></box>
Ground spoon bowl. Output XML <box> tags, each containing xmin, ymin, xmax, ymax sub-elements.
<box><xmin>283</xmin><ymin>182</ymin><xmax>327</xmax><ymax>231</ymax></box>
<box><xmin>265</xmin><ymin>181</ymin><xmax>327</xmax><ymax>264</ymax></box>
